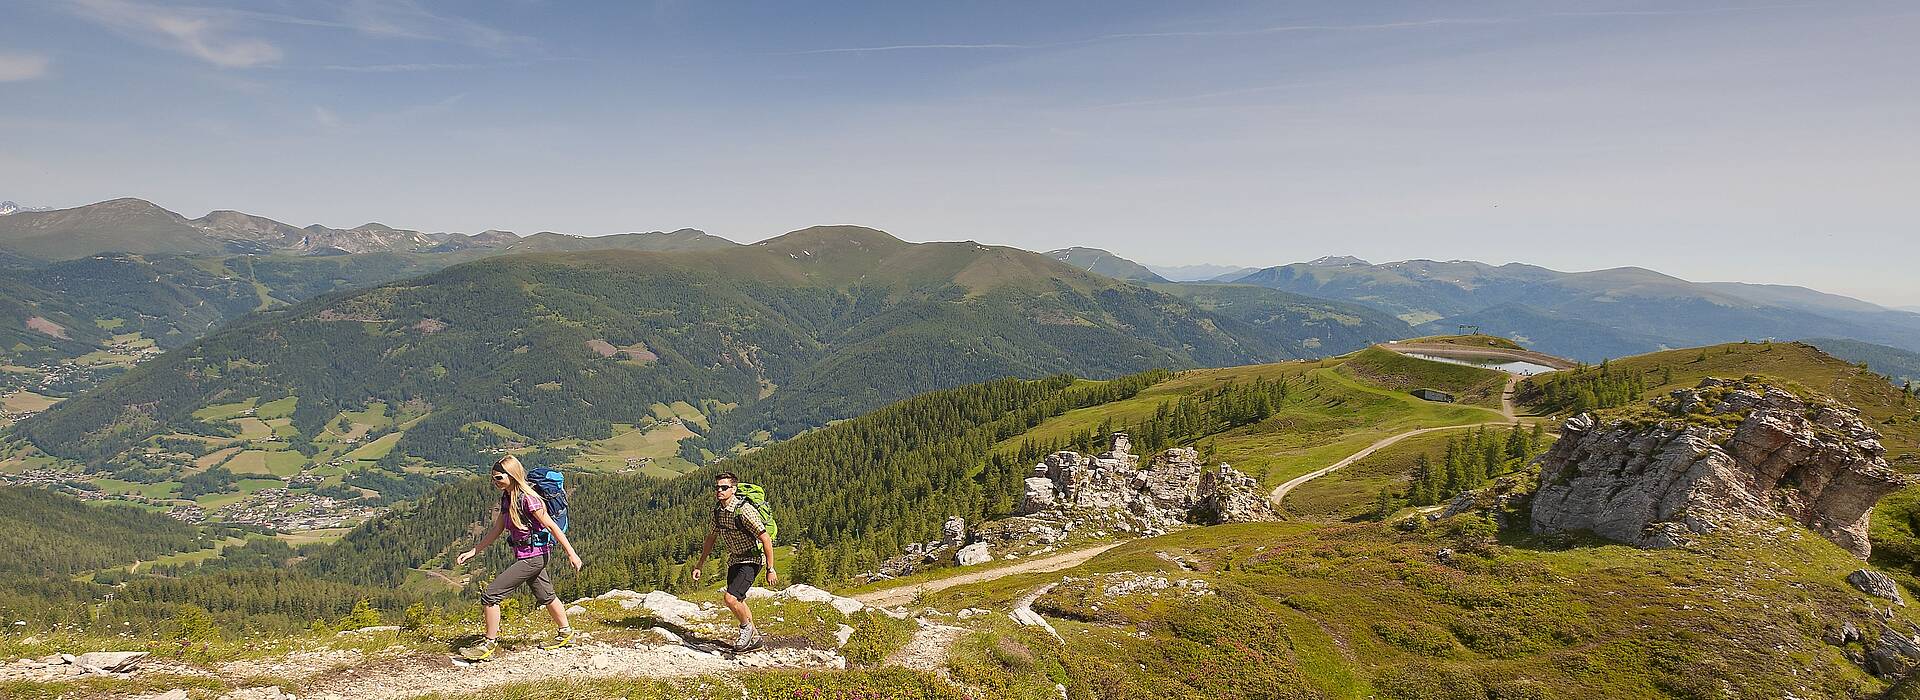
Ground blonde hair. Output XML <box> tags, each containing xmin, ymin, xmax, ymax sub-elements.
<box><xmin>492</xmin><ymin>455</ymin><xmax>542</xmax><ymax>531</ymax></box>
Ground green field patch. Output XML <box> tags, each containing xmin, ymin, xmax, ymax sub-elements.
<box><xmin>193</xmin><ymin>478</ymin><xmax>283</xmax><ymax>509</ymax></box>
<box><xmin>230</xmin><ymin>417</ymin><xmax>275</xmax><ymax>440</ymax></box>
<box><xmin>92</xmin><ymin>478</ymin><xmax>182</xmax><ymax>499</ymax></box>
<box><xmin>341</xmin><ymin>403</ymin><xmax>393</xmax><ymax>427</ymax></box>
<box><xmin>266</xmin><ymin>417</ymin><xmax>299</xmax><ymax>439</ymax></box>
<box><xmin>254</xmin><ymin>396</ymin><xmax>298</xmax><ymax>420</ymax></box>
<box><xmin>346</xmin><ymin>432</ymin><xmax>403</xmax><ymax>461</ymax></box>
<box><xmin>193</xmin><ymin>446</ymin><xmax>243</xmax><ymax>470</ymax></box>
<box><xmin>648</xmin><ymin>401</ymin><xmax>710</xmax><ymax>429</ymax></box>
<box><xmin>93</xmin><ymin>317</ymin><xmax>126</xmax><ymax>330</ymax></box>
<box><xmin>2</xmin><ymin>390</ymin><xmax>61</xmax><ymax>414</ymax></box>
<box><xmin>462</xmin><ymin>420</ymin><xmax>528</xmax><ymax>442</ymax></box>
<box><xmin>564</xmin><ymin>421</ymin><xmax>700</xmax><ymax>473</ymax></box>
<box><xmin>223</xmin><ymin>449</ymin><xmax>307</xmax><ymax>477</ymax></box>
<box><xmin>192</xmin><ymin>397</ymin><xmax>259</xmax><ymax>422</ymax></box>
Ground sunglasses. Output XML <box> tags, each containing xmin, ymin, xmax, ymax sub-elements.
<box><xmin>491</xmin><ymin>472</ymin><xmax>509</xmax><ymax>481</ymax></box>
<box><xmin>715</xmin><ymin>484</ymin><xmax>735</xmax><ymax>491</ymax></box>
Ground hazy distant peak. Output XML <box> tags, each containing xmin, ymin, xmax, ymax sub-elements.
<box><xmin>1307</xmin><ymin>255</ymin><xmax>1370</xmax><ymax>267</ymax></box>
<box><xmin>1044</xmin><ymin>246</ymin><xmax>1168</xmax><ymax>282</ymax></box>
<box><xmin>753</xmin><ymin>225</ymin><xmax>909</xmax><ymax>254</ymax></box>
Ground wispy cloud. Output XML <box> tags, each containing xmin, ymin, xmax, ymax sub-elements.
<box><xmin>0</xmin><ymin>52</ymin><xmax>52</xmax><ymax>82</ymax></box>
<box><xmin>317</xmin><ymin>62</ymin><xmax>488</xmax><ymax>73</ymax></box>
<box><xmin>784</xmin><ymin>43</ymin><xmax>1030</xmax><ymax>56</ymax></box>
<box><xmin>63</xmin><ymin>0</ymin><xmax>537</xmax><ymax>69</ymax></box>
<box><xmin>784</xmin><ymin>5</ymin><xmax>1814</xmax><ymax>55</ymax></box>
<box><xmin>336</xmin><ymin>0</ymin><xmax>535</xmax><ymax>54</ymax></box>
<box><xmin>67</xmin><ymin>0</ymin><xmax>284</xmax><ymax>68</ymax></box>
<box><xmin>313</xmin><ymin>106</ymin><xmax>342</xmax><ymax>129</ymax></box>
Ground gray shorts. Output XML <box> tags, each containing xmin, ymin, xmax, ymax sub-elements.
<box><xmin>480</xmin><ymin>553</ymin><xmax>554</xmax><ymax>606</ymax></box>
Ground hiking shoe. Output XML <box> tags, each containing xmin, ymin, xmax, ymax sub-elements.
<box><xmin>458</xmin><ymin>638</ymin><xmax>497</xmax><ymax>661</ymax></box>
<box><xmin>733</xmin><ymin>625</ymin><xmax>760</xmax><ymax>651</ymax></box>
<box><xmin>540</xmin><ymin>628</ymin><xmax>576</xmax><ymax>650</ymax></box>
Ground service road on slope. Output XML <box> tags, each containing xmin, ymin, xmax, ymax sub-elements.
<box><xmin>854</xmin><ymin>542</ymin><xmax>1122</xmax><ymax>608</ymax></box>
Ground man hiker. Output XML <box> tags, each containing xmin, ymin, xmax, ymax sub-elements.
<box><xmin>692</xmin><ymin>471</ymin><xmax>777</xmax><ymax>650</ymax></box>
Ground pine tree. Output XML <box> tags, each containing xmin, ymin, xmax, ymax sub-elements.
<box><xmin>792</xmin><ymin>540</ymin><xmax>819</xmax><ymax>585</ymax></box>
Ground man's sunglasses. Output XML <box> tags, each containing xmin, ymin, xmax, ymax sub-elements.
<box><xmin>715</xmin><ymin>484</ymin><xmax>735</xmax><ymax>491</ymax></box>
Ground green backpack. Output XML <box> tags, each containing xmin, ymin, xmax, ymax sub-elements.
<box><xmin>734</xmin><ymin>482</ymin><xmax>779</xmax><ymax>544</ymax></box>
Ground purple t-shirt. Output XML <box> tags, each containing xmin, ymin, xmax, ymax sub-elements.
<box><xmin>501</xmin><ymin>493</ymin><xmax>550</xmax><ymax>559</ymax></box>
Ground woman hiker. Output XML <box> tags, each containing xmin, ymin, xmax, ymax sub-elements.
<box><xmin>454</xmin><ymin>455</ymin><xmax>583</xmax><ymax>660</ymax></box>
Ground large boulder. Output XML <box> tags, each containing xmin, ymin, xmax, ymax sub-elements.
<box><xmin>1531</xmin><ymin>379</ymin><xmax>1908</xmax><ymax>558</ymax></box>
<box><xmin>1849</xmin><ymin>569</ymin><xmax>1906</xmax><ymax>606</ymax></box>
<box><xmin>955</xmin><ymin>542</ymin><xmax>993</xmax><ymax>566</ymax></box>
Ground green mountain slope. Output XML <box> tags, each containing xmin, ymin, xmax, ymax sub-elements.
<box><xmin>1805</xmin><ymin>337</ymin><xmax>1920</xmax><ymax>387</ymax></box>
<box><xmin>13</xmin><ymin>227</ymin><xmax>1407</xmax><ymax>478</ymax></box>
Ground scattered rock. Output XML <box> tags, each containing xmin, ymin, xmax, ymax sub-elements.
<box><xmin>1531</xmin><ymin>379</ymin><xmax>1909</xmax><ymax>558</ymax></box>
<box><xmin>1848</xmin><ymin>569</ymin><xmax>1906</xmax><ymax>606</ymax></box>
<box><xmin>565</xmin><ymin>605</ymin><xmax>587</xmax><ymax>616</ymax></box>
<box><xmin>220</xmin><ymin>687</ymin><xmax>292</xmax><ymax>700</ymax></box>
<box><xmin>335</xmin><ymin>625</ymin><xmax>400</xmax><ymax>636</ymax></box>
<box><xmin>647</xmin><ymin>627</ymin><xmax>683</xmax><ymax>645</ymax></box>
<box><xmin>834</xmin><ymin>624</ymin><xmax>856</xmax><ymax>648</ymax></box>
<box><xmin>146</xmin><ymin>691</ymin><xmax>190</xmax><ymax>700</ymax></box>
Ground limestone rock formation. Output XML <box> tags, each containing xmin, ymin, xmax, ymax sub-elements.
<box><xmin>1530</xmin><ymin>378</ymin><xmax>1908</xmax><ymax>558</ymax></box>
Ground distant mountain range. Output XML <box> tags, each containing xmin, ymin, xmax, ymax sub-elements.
<box><xmin>1142</xmin><ymin>262</ymin><xmax>1260</xmax><ymax>282</ymax></box>
<box><xmin>0</xmin><ymin>199</ymin><xmax>745</xmax><ymax>393</ymax></box>
<box><xmin>1215</xmin><ymin>257</ymin><xmax>1920</xmax><ymax>361</ymax></box>
<box><xmin>0</xmin><ymin>198</ymin><xmax>737</xmax><ymax>261</ymax></box>
<box><xmin>18</xmin><ymin>226</ymin><xmax>1406</xmax><ymax>470</ymax></box>
<box><xmin>0</xmin><ymin>201</ymin><xmax>47</xmax><ymax>216</ymax></box>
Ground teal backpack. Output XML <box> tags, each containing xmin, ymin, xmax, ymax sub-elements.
<box><xmin>734</xmin><ymin>482</ymin><xmax>779</xmax><ymax>544</ymax></box>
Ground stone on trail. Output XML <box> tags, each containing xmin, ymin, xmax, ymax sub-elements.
<box><xmin>72</xmin><ymin>651</ymin><xmax>148</xmax><ymax>673</ymax></box>
<box><xmin>565</xmin><ymin>605</ymin><xmax>586</xmax><ymax>616</ymax></box>
<box><xmin>835</xmin><ymin>623</ymin><xmax>856</xmax><ymax>648</ymax></box>
<box><xmin>773</xmin><ymin>584</ymin><xmax>865</xmax><ymax>616</ymax></box>
<box><xmin>624</xmin><ymin>591</ymin><xmax>711</xmax><ymax>630</ymax></box>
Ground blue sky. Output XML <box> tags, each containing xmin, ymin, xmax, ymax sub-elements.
<box><xmin>3</xmin><ymin>1</ymin><xmax>1916</xmax><ymax>305</ymax></box>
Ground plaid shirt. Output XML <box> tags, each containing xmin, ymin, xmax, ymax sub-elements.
<box><xmin>711</xmin><ymin>496</ymin><xmax>767</xmax><ymax>566</ymax></box>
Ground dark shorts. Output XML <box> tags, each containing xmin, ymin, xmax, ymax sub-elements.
<box><xmin>724</xmin><ymin>562</ymin><xmax>760</xmax><ymax>601</ymax></box>
<box><xmin>481</xmin><ymin>552</ymin><xmax>554</xmax><ymax>606</ymax></box>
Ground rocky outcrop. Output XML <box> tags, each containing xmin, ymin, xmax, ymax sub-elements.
<box><xmin>873</xmin><ymin>434</ymin><xmax>1273</xmax><ymax>580</ymax></box>
<box><xmin>1017</xmin><ymin>437</ymin><xmax>1274</xmax><ymax>527</ymax></box>
<box><xmin>1530</xmin><ymin>379</ymin><xmax>1908</xmax><ymax>558</ymax></box>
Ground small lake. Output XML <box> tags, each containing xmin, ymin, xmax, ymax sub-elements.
<box><xmin>1401</xmin><ymin>352</ymin><xmax>1558</xmax><ymax>376</ymax></box>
